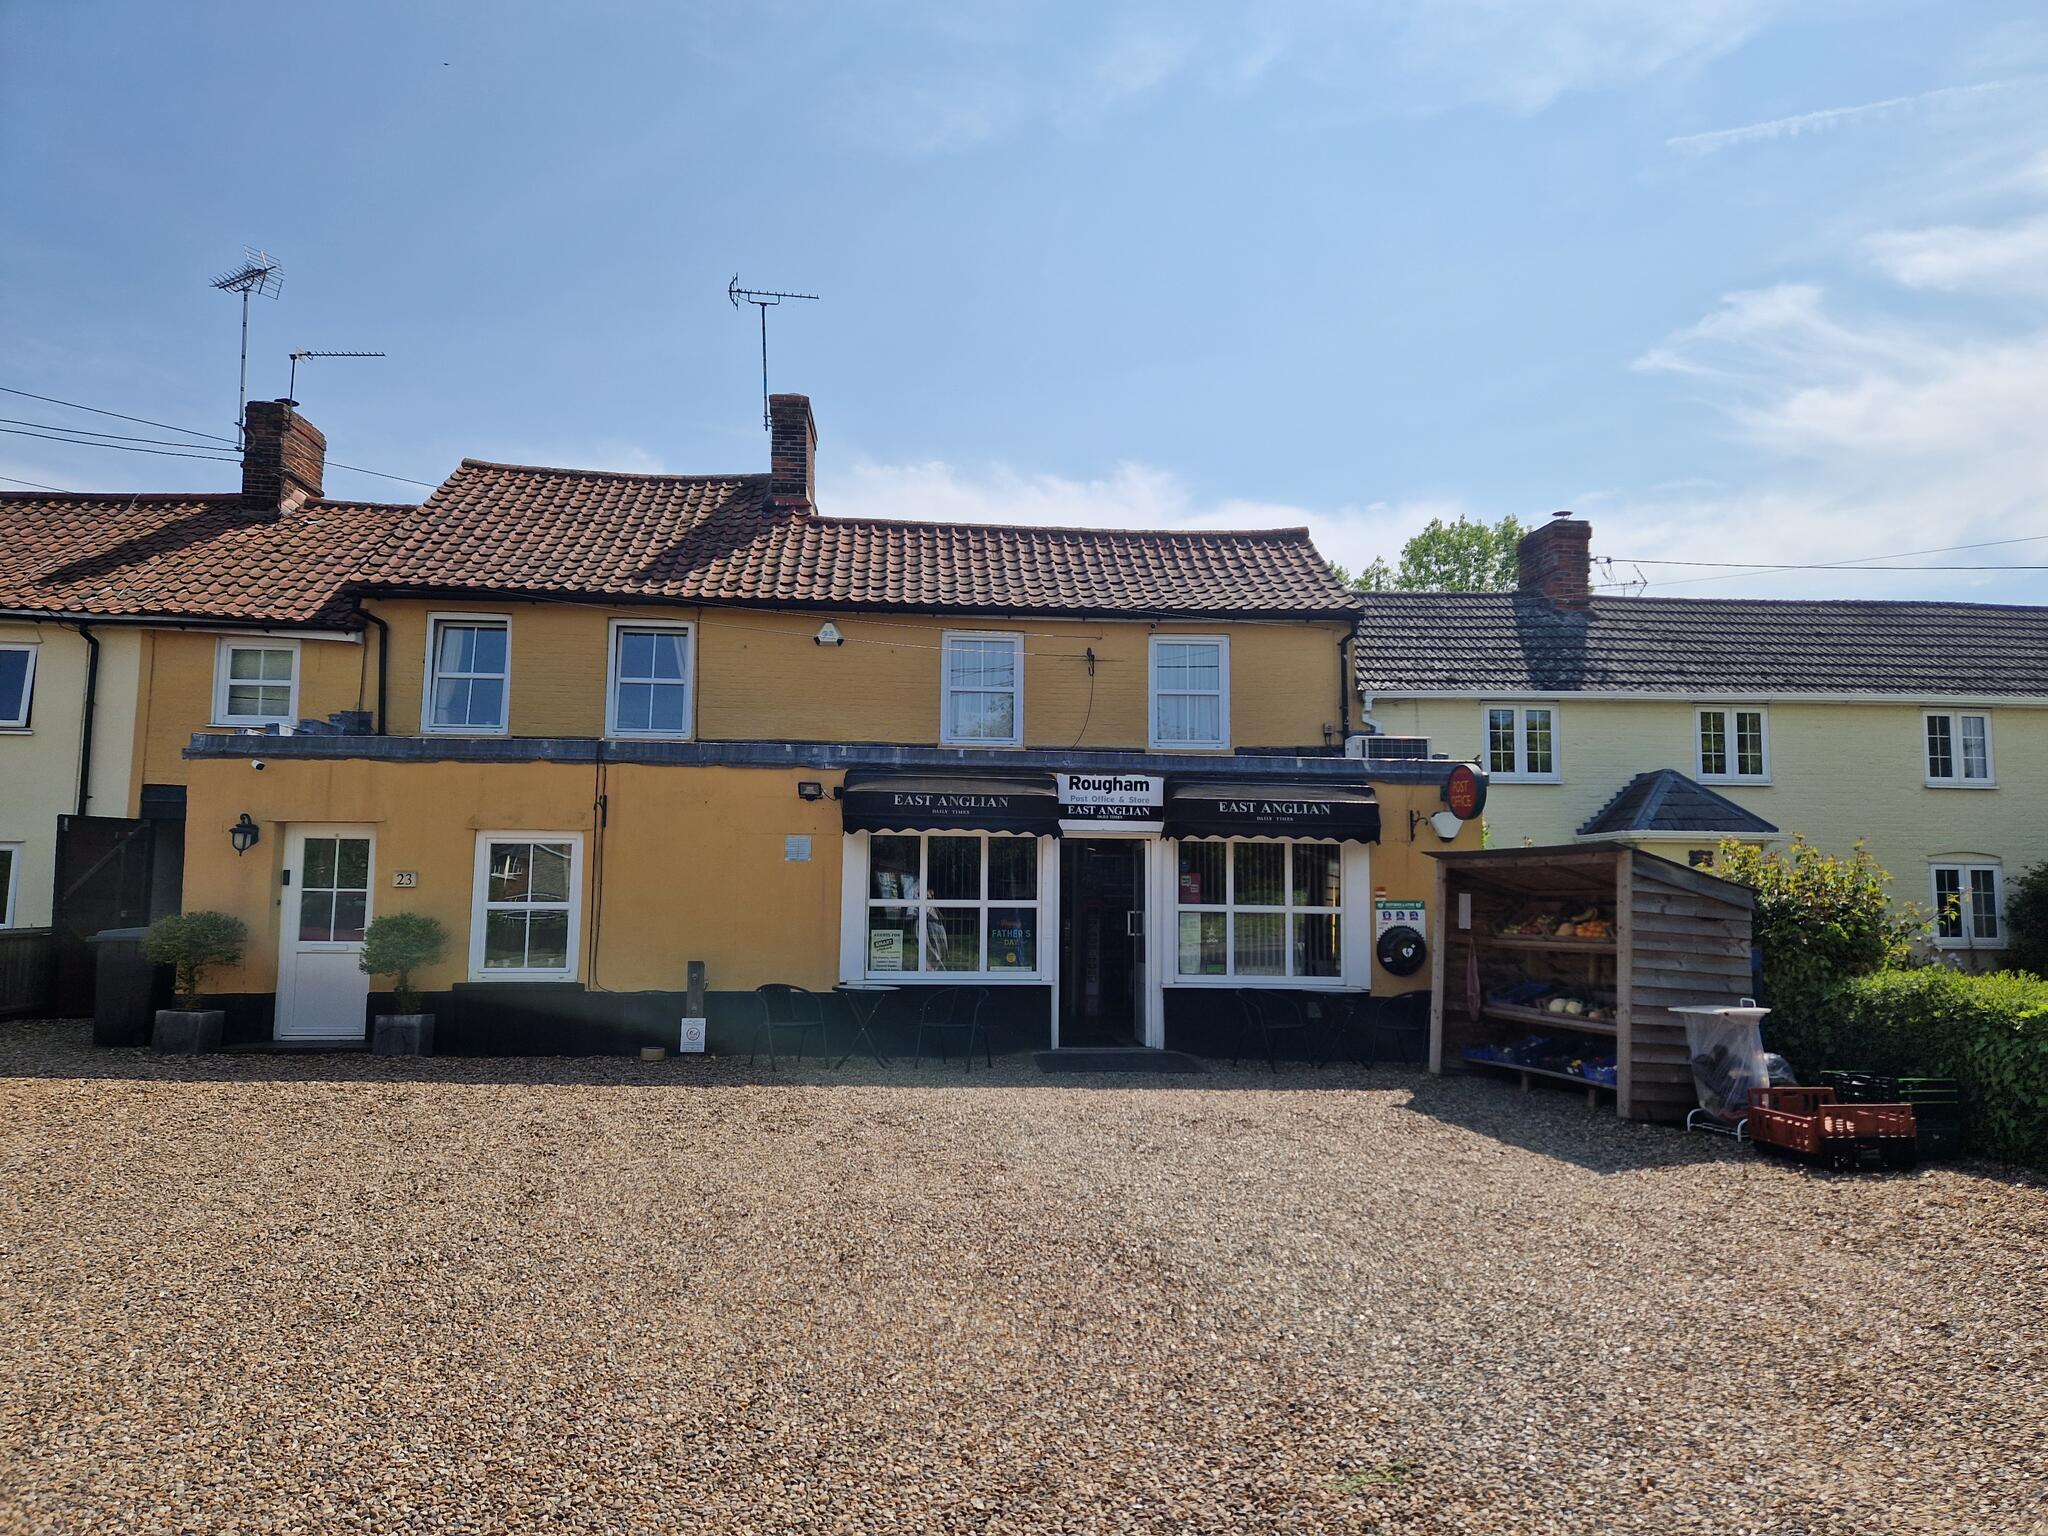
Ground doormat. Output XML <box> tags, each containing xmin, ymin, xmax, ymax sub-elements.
<box><xmin>1033</xmin><ymin>1049</ymin><xmax>1206</xmax><ymax>1075</ymax></box>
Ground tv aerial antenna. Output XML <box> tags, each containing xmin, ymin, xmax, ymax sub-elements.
<box><xmin>728</xmin><ymin>275</ymin><xmax>817</xmax><ymax>430</ymax></box>
<box><xmin>288</xmin><ymin>349</ymin><xmax>387</xmax><ymax>405</ymax></box>
<box><xmin>210</xmin><ymin>247</ymin><xmax>284</xmax><ymax>447</ymax></box>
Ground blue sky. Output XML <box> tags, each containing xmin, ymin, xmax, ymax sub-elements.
<box><xmin>3</xmin><ymin>1</ymin><xmax>2045</xmax><ymax>602</ymax></box>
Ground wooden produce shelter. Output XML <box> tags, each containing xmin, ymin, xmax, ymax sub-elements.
<box><xmin>1427</xmin><ymin>845</ymin><xmax>1757</xmax><ymax>1122</ymax></box>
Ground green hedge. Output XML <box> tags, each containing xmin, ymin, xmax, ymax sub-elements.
<box><xmin>1795</xmin><ymin>968</ymin><xmax>2048</xmax><ymax>1167</ymax></box>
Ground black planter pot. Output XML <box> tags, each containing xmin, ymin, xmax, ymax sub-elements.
<box><xmin>152</xmin><ymin>1008</ymin><xmax>224</xmax><ymax>1054</ymax></box>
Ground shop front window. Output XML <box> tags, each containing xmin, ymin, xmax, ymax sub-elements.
<box><xmin>865</xmin><ymin>832</ymin><xmax>1040</xmax><ymax>977</ymax></box>
<box><xmin>1175</xmin><ymin>838</ymin><xmax>1341</xmax><ymax>980</ymax></box>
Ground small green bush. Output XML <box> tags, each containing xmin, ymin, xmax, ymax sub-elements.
<box><xmin>143</xmin><ymin>911</ymin><xmax>249</xmax><ymax>1009</ymax></box>
<box><xmin>1824</xmin><ymin>968</ymin><xmax>2048</xmax><ymax>1167</ymax></box>
<box><xmin>357</xmin><ymin>912</ymin><xmax>449</xmax><ymax>1015</ymax></box>
<box><xmin>1714</xmin><ymin>836</ymin><xmax>1916</xmax><ymax>1054</ymax></box>
<box><xmin>2006</xmin><ymin>860</ymin><xmax>2048</xmax><ymax>977</ymax></box>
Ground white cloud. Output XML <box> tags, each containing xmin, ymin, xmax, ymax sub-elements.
<box><xmin>1865</xmin><ymin>213</ymin><xmax>2048</xmax><ymax>293</ymax></box>
<box><xmin>1666</xmin><ymin>76</ymin><xmax>2037</xmax><ymax>156</ymax></box>
<box><xmin>820</xmin><ymin>455</ymin><xmax>1466</xmax><ymax>578</ymax></box>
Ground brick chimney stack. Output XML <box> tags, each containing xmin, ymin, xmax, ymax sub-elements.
<box><xmin>241</xmin><ymin>399</ymin><xmax>325</xmax><ymax>516</ymax></box>
<box><xmin>768</xmin><ymin>393</ymin><xmax>816</xmax><ymax>508</ymax></box>
<box><xmin>1517</xmin><ymin>512</ymin><xmax>1592</xmax><ymax>610</ymax></box>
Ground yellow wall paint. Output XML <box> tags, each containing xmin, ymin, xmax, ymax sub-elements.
<box><xmin>1378</xmin><ymin>694</ymin><xmax>2048</xmax><ymax>924</ymax></box>
<box><xmin>183</xmin><ymin>756</ymin><xmax>1469</xmax><ymax>999</ymax></box>
<box><xmin>136</xmin><ymin>630</ymin><xmax>368</xmax><ymax>788</ymax></box>
<box><xmin>371</xmin><ymin>598</ymin><xmax>1349</xmax><ymax>750</ymax></box>
<box><xmin>0</xmin><ymin>622</ymin><xmax>143</xmax><ymax>927</ymax></box>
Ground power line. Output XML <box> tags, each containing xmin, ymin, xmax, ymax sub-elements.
<box><xmin>0</xmin><ymin>415</ymin><xmax>247</xmax><ymax>451</ymax></box>
<box><xmin>0</xmin><ymin>384</ymin><xmax>236</xmax><ymax>444</ymax></box>
<box><xmin>1595</xmin><ymin>533</ymin><xmax>2048</xmax><ymax>589</ymax></box>
<box><xmin>0</xmin><ymin>472</ymin><xmax>69</xmax><ymax>492</ymax></box>
<box><xmin>325</xmin><ymin>460</ymin><xmax>438</xmax><ymax>489</ymax></box>
<box><xmin>0</xmin><ymin>425</ymin><xmax>240</xmax><ymax>462</ymax></box>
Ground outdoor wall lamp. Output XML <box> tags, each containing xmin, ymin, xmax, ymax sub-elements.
<box><xmin>230</xmin><ymin>813</ymin><xmax>261</xmax><ymax>856</ymax></box>
<box><xmin>797</xmin><ymin>781</ymin><xmax>824</xmax><ymax>801</ymax></box>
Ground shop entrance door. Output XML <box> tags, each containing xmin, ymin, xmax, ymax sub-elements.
<box><xmin>1058</xmin><ymin>837</ymin><xmax>1145</xmax><ymax>1047</ymax></box>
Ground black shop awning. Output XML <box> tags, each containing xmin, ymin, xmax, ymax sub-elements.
<box><xmin>1163</xmin><ymin>779</ymin><xmax>1381</xmax><ymax>844</ymax></box>
<box><xmin>841</xmin><ymin>770</ymin><xmax>1063</xmax><ymax>836</ymax></box>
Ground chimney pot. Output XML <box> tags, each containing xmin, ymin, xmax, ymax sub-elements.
<box><xmin>1516</xmin><ymin>513</ymin><xmax>1592</xmax><ymax>611</ymax></box>
<box><xmin>241</xmin><ymin>398</ymin><xmax>325</xmax><ymax>516</ymax></box>
<box><xmin>768</xmin><ymin>393</ymin><xmax>816</xmax><ymax>508</ymax></box>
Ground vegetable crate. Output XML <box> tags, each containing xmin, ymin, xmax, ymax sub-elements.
<box><xmin>1746</xmin><ymin>1086</ymin><xmax>1919</xmax><ymax>1172</ymax></box>
<box><xmin>1819</xmin><ymin>1072</ymin><xmax>1965</xmax><ymax>1160</ymax></box>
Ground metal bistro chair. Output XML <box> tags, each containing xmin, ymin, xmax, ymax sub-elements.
<box><xmin>1311</xmin><ymin>991</ymin><xmax>1376</xmax><ymax>1067</ymax></box>
<box><xmin>752</xmin><ymin>983</ymin><xmax>829</xmax><ymax>1069</ymax></box>
<box><xmin>1234</xmin><ymin>989</ymin><xmax>1318</xmax><ymax>1073</ymax></box>
<box><xmin>1367</xmin><ymin>989</ymin><xmax>1431</xmax><ymax>1068</ymax></box>
<box><xmin>914</xmin><ymin>986</ymin><xmax>992</xmax><ymax>1072</ymax></box>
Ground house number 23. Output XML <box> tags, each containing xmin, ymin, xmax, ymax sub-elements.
<box><xmin>392</xmin><ymin>871</ymin><xmax>419</xmax><ymax>888</ymax></box>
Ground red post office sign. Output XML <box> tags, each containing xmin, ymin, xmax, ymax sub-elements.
<box><xmin>1443</xmin><ymin>762</ymin><xmax>1488</xmax><ymax>820</ymax></box>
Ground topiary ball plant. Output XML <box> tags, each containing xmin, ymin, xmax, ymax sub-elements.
<box><xmin>142</xmin><ymin>911</ymin><xmax>249</xmax><ymax>1009</ymax></box>
<box><xmin>358</xmin><ymin>912</ymin><xmax>449</xmax><ymax>1016</ymax></box>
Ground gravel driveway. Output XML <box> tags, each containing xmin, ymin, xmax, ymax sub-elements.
<box><xmin>1</xmin><ymin>1019</ymin><xmax>2041</xmax><ymax>1535</ymax></box>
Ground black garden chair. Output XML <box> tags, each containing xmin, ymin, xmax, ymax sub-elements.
<box><xmin>1367</xmin><ymin>989</ymin><xmax>1431</xmax><ymax>1067</ymax></box>
<box><xmin>1310</xmin><ymin>991</ymin><xmax>1377</xmax><ymax>1066</ymax></box>
<box><xmin>1234</xmin><ymin>988</ymin><xmax>1319</xmax><ymax>1072</ymax></box>
<box><xmin>914</xmin><ymin>985</ymin><xmax>992</xmax><ymax>1072</ymax></box>
<box><xmin>752</xmin><ymin>983</ymin><xmax>829</xmax><ymax>1068</ymax></box>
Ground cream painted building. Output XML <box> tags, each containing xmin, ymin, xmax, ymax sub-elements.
<box><xmin>1358</xmin><ymin>516</ymin><xmax>2048</xmax><ymax>962</ymax></box>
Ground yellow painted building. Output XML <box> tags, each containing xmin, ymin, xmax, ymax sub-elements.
<box><xmin>167</xmin><ymin>394</ymin><xmax>1486</xmax><ymax>1053</ymax></box>
<box><xmin>1357</xmin><ymin>516</ymin><xmax>2048</xmax><ymax>963</ymax></box>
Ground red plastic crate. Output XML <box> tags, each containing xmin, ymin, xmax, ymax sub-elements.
<box><xmin>1746</xmin><ymin>1087</ymin><xmax>1918</xmax><ymax>1171</ymax></box>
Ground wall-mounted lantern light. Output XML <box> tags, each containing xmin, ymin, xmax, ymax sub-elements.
<box><xmin>796</xmin><ymin>781</ymin><xmax>824</xmax><ymax>801</ymax></box>
<box><xmin>230</xmin><ymin>813</ymin><xmax>261</xmax><ymax>856</ymax></box>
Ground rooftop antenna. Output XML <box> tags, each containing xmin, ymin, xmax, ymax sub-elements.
<box><xmin>210</xmin><ymin>248</ymin><xmax>284</xmax><ymax>448</ymax></box>
<box><xmin>728</xmin><ymin>275</ymin><xmax>818</xmax><ymax>430</ymax></box>
<box><xmin>287</xmin><ymin>349</ymin><xmax>387</xmax><ymax>405</ymax></box>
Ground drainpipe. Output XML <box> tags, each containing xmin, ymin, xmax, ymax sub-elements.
<box><xmin>73</xmin><ymin>621</ymin><xmax>100</xmax><ymax>815</ymax></box>
<box><xmin>358</xmin><ymin>604</ymin><xmax>389</xmax><ymax>735</ymax></box>
<box><xmin>1336</xmin><ymin>619</ymin><xmax>1355</xmax><ymax>742</ymax></box>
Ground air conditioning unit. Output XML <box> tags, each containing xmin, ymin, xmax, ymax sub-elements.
<box><xmin>1344</xmin><ymin>734</ymin><xmax>1370</xmax><ymax>759</ymax></box>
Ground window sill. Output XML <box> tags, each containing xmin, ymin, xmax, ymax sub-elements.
<box><xmin>858</xmin><ymin>972</ymin><xmax>1045</xmax><ymax>985</ymax></box>
<box><xmin>939</xmin><ymin>739</ymin><xmax>1026</xmax><ymax>750</ymax></box>
<box><xmin>425</xmin><ymin>726</ymin><xmax>511</xmax><ymax>738</ymax></box>
<box><xmin>1698</xmin><ymin>777</ymin><xmax>1772</xmax><ymax>788</ymax></box>
<box><xmin>1148</xmin><ymin>743</ymin><xmax>1232</xmax><ymax>754</ymax></box>
<box><xmin>1930</xmin><ymin>940</ymin><xmax>2006</xmax><ymax>952</ymax></box>
<box><xmin>1167</xmin><ymin>976</ymin><xmax>1348</xmax><ymax>990</ymax></box>
<box><xmin>469</xmin><ymin>970</ymin><xmax>580</xmax><ymax>983</ymax></box>
<box><xmin>0</xmin><ymin>727</ymin><xmax>31</xmax><ymax>735</ymax></box>
<box><xmin>1925</xmin><ymin>779</ymin><xmax>1997</xmax><ymax>791</ymax></box>
<box><xmin>606</xmin><ymin>732</ymin><xmax>696</xmax><ymax>743</ymax></box>
<box><xmin>1489</xmin><ymin>774</ymin><xmax>1561</xmax><ymax>785</ymax></box>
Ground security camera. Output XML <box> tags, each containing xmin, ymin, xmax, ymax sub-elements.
<box><xmin>251</xmin><ymin>759</ymin><xmax>267</xmax><ymax>771</ymax></box>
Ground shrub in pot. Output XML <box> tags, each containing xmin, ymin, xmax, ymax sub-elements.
<box><xmin>359</xmin><ymin>912</ymin><xmax>449</xmax><ymax>1056</ymax></box>
<box><xmin>142</xmin><ymin>911</ymin><xmax>248</xmax><ymax>1054</ymax></box>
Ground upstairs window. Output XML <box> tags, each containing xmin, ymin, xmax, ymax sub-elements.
<box><xmin>426</xmin><ymin>617</ymin><xmax>510</xmax><ymax>733</ymax></box>
<box><xmin>1925</xmin><ymin>711</ymin><xmax>1993</xmax><ymax>786</ymax></box>
<box><xmin>214</xmin><ymin>639</ymin><xmax>299</xmax><ymax>728</ymax></box>
<box><xmin>1484</xmin><ymin>704</ymin><xmax>1557</xmax><ymax>782</ymax></box>
<box><xmin>1931</xmin><ymin>862</ymin><xmax>2003</xmax><ymax>948</ymax></box>
<box><xmin>607</xmin><ymin>621</ymin><xmax>694</xmax><ymax>738</ymax></box>
<box><xmin>1698</xmin><ymin>706</ymin><xmax>1768</xmax><ymax>782</ymax></box>
<box><xmin>1150</xmin><ymin>636</ymin><xmax>1229</xmax><ymax>750</ymax></box>
<box><xmin>0</xmin><ymin>644</ymin><xmax>36</xmax><ymax>729</ymax></box>
<box><xmin>941</xmin><ymin>632</ymin><xmax>1023</xmax><ymax>746</ymax></box>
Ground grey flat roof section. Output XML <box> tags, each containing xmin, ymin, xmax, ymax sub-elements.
<box><xmin>184</xmin><ymin>734</ymin><xmax>1476</xmax><ymax>786</ymax></box>
<box><xmin>1576</xmin><ymin>769</ymin><xmax>1779</xmax><ymax>838</ymax></box>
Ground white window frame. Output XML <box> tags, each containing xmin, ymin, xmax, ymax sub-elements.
<box><xmin>604</xmin><ymin>619</ymin><xmax>695</xmax><ymax>740</ymax></box>
<box><xmin>1923</xmin><ymin>710</ymin><xmax>1995</xmax><ymax>788</ymax></box>
<box><xmin>423</xmin><ymin>614</ymin><xmax>512</xmax><ymax>736</ymax></box>
<box><xmin>1930</xmin><ymin>861</ymin><xmax>2004</xmax><ymax>950</ymax></box>
<box><xmin>469</xmin><ymin>831</ymin><xmax>585</xmax><ymax>980</ymax></box>
<box><xmin>939</xmin><ymin>630</ymin><xmax>1025</xmax><ymax>748</ymax></box>
<box><xmin>211</xmin><ymin>636</ymin><xmax>301</xmax><ymax>728</ymax></box>
<box><xmin>1148</xmin><ymin>635</ymin><xmax>1231</xmax><ymax>751</ymax></box>
<box><xmin>0</xmin><ymin>842</ymin><xmax>18</xmax><ymax>927</ymax></box>
<box><xmin>0</xmin><ymin>642</ymin><xmax>37</xmax><ymax>730</ymax></box>
<box><xmin>848</xmin><ymin>831</ymin><xmax>1049</xmax><ymax>983</ymax></box>
<box><xmin>1172</xmin><ymin>837</ymin><xmax>1345</xmax><ymax>984</ymax></box>
<box><xmin>1696</xmin><ymin>705</ymin><xmax>1770</xmax><ymax>784</ymax></box>
<box><xmin>1481</xmin><ymin>703</ymin><xmax>1560</xmax><ymax>783</ymax></box>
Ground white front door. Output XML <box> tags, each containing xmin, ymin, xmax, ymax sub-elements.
<box><xmin>276</xmin><ymin>825</ymin><xmax>375</xmax><ymax>1041</ymax></box>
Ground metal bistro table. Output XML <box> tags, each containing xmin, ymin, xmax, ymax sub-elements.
<box><xmin>833</xmin><ymin>982</ymin><xmax>898</xmax><ymax>1068</ymax></box>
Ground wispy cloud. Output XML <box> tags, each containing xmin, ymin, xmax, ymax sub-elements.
<box><xmin>1866</xmin><ymin>213</ymin><xmax>2048</xmax><ymax>293</ymax></box>
<box><xmin>1666</xmin><ymin>76</ymin><xmax>2038</xmax><ymax>156</ymax></box>
<box><xmin>820</xmin><ymin>455</ymin><xmax>1466</xmax><ymax>578</ymax></box>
